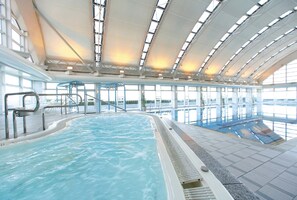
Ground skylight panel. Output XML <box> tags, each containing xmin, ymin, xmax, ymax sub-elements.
<box><xmin>237</xmin><ymin>15</ymin><xmax>248</xmax><ymax>25</ymax></box>
<box><xmin>186</xmin><ymin>33</ymin><xmax>195</xmax><ymax>42</ymax></box>
<box><xmin>250</xmin><ymin>33</ymin><xmax>259</xmax><ymax>41</ymax></box>
<box><xmin>268</xmin><ymin>18</ymin><xmax>279</xmax><ymax>27</ymax></box>
<box><xmin>95</xmin><ymin>0</ymin><xmax>105</xmax><ymax>5</ymax></box>
<box><xmin>271</xmin><ymin>52</ymin><xmax>278</xmax><ymax>57</ymax></box>
<box><xmin>230</xmin><ymin>54</ymin><xmax>236</xmax><ymax>60</ymax></box>
<box><xmin>274</xmin><ymin>34</ymin><xmax>284</xmax><ymax>41</ymax></box>
<box><xmin>214</xmin><ymin>41</ymin><xmax>222</xmax><ymax>49</ymax></box>
<box><xmin>246</xmin><ymin>58</ymin><xmax>252</xmax><ymax>64</ymax></box>
<box><xmin>145</xmin><ymin>33</ymin><xmax>153</xmax><ymax>43</ymax></box>
<box><xmin>258</xmin><ymin>26</ymin><xmax>268</xmax><ymax>34</ymax></box>
<box><xmin>247</xmin><ymin>5</ymin><xmax>260</xmax><ymax>15</ymax></box>
<box><xmin>285</xmin><ymin>28</ymin><xmax>294</xmax><ymax>35</ymax></box>
<box><xmin>221</xmin><ymin>33</ymin><xmax>230</xmax><ymax>42</ymax></box>
<box><xmin>199</xmin><ymin>11</ymin><xmax>211</xmax><ymax>23</ymax></box>
<box><xmin>94</xmin><ymin>6</ymin><xmax>105</xmax><ymax>21</ymax></box>
<box><xmin>173</xmin><ymin>64</ymin><xmax>177</xmax><ymax>69</ymax></box>
<box><xmin>140</xmin><ymin>60</ymin><xmax>144</xmax><ymax>65</ymax></box>
<box><xmin>252</xmin><ymin>53</ymin><xmax>258</xmax><ymax>59</ymax></box>
<box><xmin>228</xmin><ymin>24</ymin><xmax>239</xmax><ymax>33</ymax></box>
<box><xmin>192</xmin><ymin>22</ymin><xmax>202</xmax><ymax>33</ymax></box>
<box><xmin>242</xmin><ymin>41</ymin><xmax>250</xmax><ymax>48</ymax></box>
<box><xmin>209</xmin><ymin>49</ymin><xmax>215</xmax><ymax>56</ymax></box>
<box><xmin>204</xmin><ymin>56</ymin><xmax>210</xmax><ymax>63</ymax></box>
<box><xmin>235</xmin><ymin>48</ymin><xmax>243</xmax><ymax>55</ymax></box>
<box><xmin>143</xmin><ymin>43</ymin><xmax>150</xmax><ymax>52</ymax></box>
<box><xmin>175</xmin><ymin>58</ymin><xmax>180</xmax><ymax>63</ymax></box>
<box><xmin>198</xmin><ymin>68</ymin><xmax>202</xmax><ymax>73</ymax></box>
<box><xmin>153</xmin><ymin>8</ymin><xmax>164</xmax><ymax>21</ymax></box>
<box><xmin>149</xmin><ymin>21</ymin><xmax>158</xmax><ymax>33</ymax></box>
<box><xmin>157</xmin><ymin>0</ymin><xmax>169</xmax><ymax>8</ymax></box>
<box><xmin>206</xmin><ymin>0</ymin><xmax>220</xmax><ymax>12</ymax></box>
<box><xmin>225</xmin><ymin>60</ymin><xmax>231</xmax><ymax>66</ymax></box>
<box><xmin>258</xmin><ymin>0</ymin><xmax>269</xmax><ymax>5</ymax></box>
<box><xmin>182</xmin><ymin>42</ymin><xmax>189</xmax><ymax>50</ymax></box>
<box><xmin>280</xmin><ymin>10</ymin><xmax>293</xmax><ymax>18</ymax></box>
<box><xmin>258</xmin><ymin>47</ymin><xmax>266</xmax><ymax>53</ymax></box>
<box><xmin>141</xmin><ymin>53</ymin><xmax>146</xmax><ymax>59</ymax></box>
<box><xmin>266</xmin><ymin>40</ymin><xmax>274</xmax><ymax>47</ymax></box>
<box><xmin>288</xmin><ymin>41</ymin><xmax>296</xmax><ymax>47</ymax></box>
<box><xmin>178</xmin><ymin>51</ymin><xmax>184</xmax><ymax>58</ymax></box>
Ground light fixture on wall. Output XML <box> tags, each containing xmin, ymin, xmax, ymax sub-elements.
<box><xmin>158</xmin><ymin>73</ymin><xmax>163</xmax><ymax>79</ymax></box>
<box><xmin>187</xmin><ymin>76</ymin><xmax>193</xmax><ymax>81</ymax></box>
<box><xmin>65</xmin><ymin>66</ymin><xmax>74</xmax><ymax>75</ymax></box>
<box><xmin>119</xmin><ymin>70</ymin><xmax>125</xmax><ymax>78</ymax></box>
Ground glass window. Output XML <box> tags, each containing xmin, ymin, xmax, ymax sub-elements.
<box><xmin>125</xmin><ymin>85</ymin><xmax>138</xmax><ymax>90</ymax></box>
<box><xmin>5</xmin><ymin>74</ymin><xmax>19</xmax><ymax>86</ymax></box>
<box><xmin>85</xmin><ymin>84</ymin><xmax>95</xmax><ymax>90</ymax></box>
<box><xmin>46</xmin><ymin>82</ymin><xmax>58</xmax><ymax>89</ymax></box>
<box><xmin>23</xmin><ymin>79</ymin><xmax>32</xmax><ymax>88</ymax></box>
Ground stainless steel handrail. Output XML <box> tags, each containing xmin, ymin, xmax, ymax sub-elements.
<box><xmin>5</xmin><ymin>92</ymin><xmax>40</xmax><ymax>139</ymax></box>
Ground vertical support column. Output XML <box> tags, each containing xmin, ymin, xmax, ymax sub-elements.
<box><xmin>95</xmin><ymin>84</ymin><xmax>101</xmax><ymax>113</ymax></box>
<box><xmin>107</xmin><ymin>87</ymin><xmax>110</xmax><ymax>111</ymax></box>
<box><xmin>196</xmin><ymin>86</ymin><xmax>203</xmax><ymax>125</ymax></box>
<box><xmin>83</xmin><ymin>85</ymin><xmax>87</xmax><ymax>114</ymax></box>
<box><xmin>257</xmin><ymin>88</ymin><xmax>262</xmax><ymax>116</ymax></box>
<box><xmin>123</xmin><ymin>85</ymin><xmax>126</xmax><ymax>111</ymax></box>
<box><xmin>0</xmin><ymin>67</ymin><xmax>4</xmax><ymax>114</ymax></box>
<box><xmin>216</xmin><ymin>87</ymin><xmax>222</xmax><ymax>123</ymax></box>
<box><xmin>139</xmin><ymin>84</ymin><xmax>145</xmax><ymax>111</ymax></box>
<box><xmin>232</xmin><ymin>88</ymin><xmax>238</xmax><ymax>119</ymax></box>
<box><xmin>114</xmin><ymin>84</ymin><xmax>117</xmax><ymax>112</ymax></box>
<box><xmin>171</xmin><ymin>85</ymin><xmax>178</xmax><ymax>121</ymax></box>
<box><xmin>246</xmin><ymin>88</ymin><xmax>253</xmax><ymax>118</ymax></box>
<box><xmin>4</xmin><ymin>0</ymin><xmax>11</xmax><ymax>49</ymax></box>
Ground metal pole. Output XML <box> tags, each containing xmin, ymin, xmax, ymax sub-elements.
<box><xmin>22</xmin><ymin>95</ymin><xmax>27</xmax><ymax>134</ymax></box>
<box><xmin>124</xmin><ymin>85</ymin><xmax>126</xmax><ymax>111</ymax></box>
<box><xmin>42</xmin><ymin>111</ymin><xmax>46</xmax><ymax>130</ymax></box>
<box><xmin>108</xmin><ymin>87</ymin><xmax>110</xmax><ymax>111</ymax></box>
<box><xmin>84</xmin><ymin>85</ymin><xmax>87</xmax><ymax>114</ymax></box>
<box><xmin>115</xmin><ymin>84</ymin><xmax>117</xmax><ymax>112</ymax></box>
<box><xmin>13</xmin><ymin>111</ymin><xmax>17</xmax><ymax>138</ymax></box>
<box><xmin>4</xmin><ymin>94</ymin><xmax>9</xmax><ymax>139</ymax></box>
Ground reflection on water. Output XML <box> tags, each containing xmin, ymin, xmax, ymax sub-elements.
<box><xmin>150</xmin><ymin>105</ymin><xmax>297</xmax><ymax>144</ymax></box>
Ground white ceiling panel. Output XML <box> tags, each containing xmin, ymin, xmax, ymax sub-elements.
<box><xmin>102</xmin><ymin>0</ymin><xmax>156</xmax><ymax>67</ymax></box>
<box><xmin>36</xmin><ymin>0</ymin><xmax>94</xmax><ymax>61</ymax></box>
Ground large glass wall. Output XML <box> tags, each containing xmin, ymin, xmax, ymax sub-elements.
<box><xmin>261</xmin><ymin>59</ymin><xmax>297</xmax><ymax>140</ymax></box>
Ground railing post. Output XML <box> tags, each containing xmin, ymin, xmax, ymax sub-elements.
<box><xmin>13</xmin><ymin>111</ymin><xmax>18</xmax><ymax>138</ymax></box>
<box><xmin>4</xmin><ymin>94</ymin><xmax>9</xmax><ymax>139</ymax></box>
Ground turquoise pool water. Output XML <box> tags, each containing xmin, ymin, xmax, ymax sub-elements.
<box><xmin>0</xmin><ymin>114</ymin><xmax>167</xmax><ymax>200</ymax></box>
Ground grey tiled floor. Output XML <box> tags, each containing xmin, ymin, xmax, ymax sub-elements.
<box><xmin>175</xmin><ymin>122</ymin><xmax>297</xmax><ymax>200</ymax></box>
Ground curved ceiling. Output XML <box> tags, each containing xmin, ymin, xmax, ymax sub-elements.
<box><xmin>14</xmin><ymin>0</ymin><xmax>297</xmax><ymax>84</ymax></box>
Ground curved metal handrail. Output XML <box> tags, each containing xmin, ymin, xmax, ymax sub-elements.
<box><xmin>5</xmin><ymin>92</ymin><xmax>40</xmax><ymax>139</ymax></box>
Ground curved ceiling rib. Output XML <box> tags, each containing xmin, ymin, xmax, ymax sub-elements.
<box><xmin>234</xmin><ymin>26</ymin><xmax>297</xmax><ymax>80</ymax></box>
<box><xmin>170</xmin><ymin>0</ymin><xmax>221</xmax><ymax>75</ymax></box>
<box><xmin>195</xmin><ymin>0</ymin><xmax>270</xmax><ymax>76</ymax></box>
<box><xmin>93</xmin><ymin>0</ymin><xmax>107</xmax><ymax>69</ymax></box>
<box><xmin>139</xmin><ymin>0</ymin><xmax>170</xmax><ymax>73</ymax></box>
<box><xmin>219</xmin><ymin>6</ymin><xmax>297</xmax><ymax>78</ymax></box>
<box><xmin>250</xmin><ymin>40</ymin><xmax>297</xmax><ymax>80</ymax></box>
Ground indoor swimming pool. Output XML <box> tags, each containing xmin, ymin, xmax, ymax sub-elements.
<box><xmin>0</xmin><ymin>114</ymin><xmax>167</xmax><ymax>200</ymax></box>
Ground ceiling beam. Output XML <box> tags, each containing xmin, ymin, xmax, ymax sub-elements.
<box><xmin>14</xmin><ymin>0</ymin><xmax>46</xmax><ymax>64</ymax></box>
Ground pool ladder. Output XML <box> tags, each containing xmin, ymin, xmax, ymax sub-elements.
<box><xmin>4</xmin><ymin>92</ymin><xmax>40</xmax><ymax>139</ymax></box>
